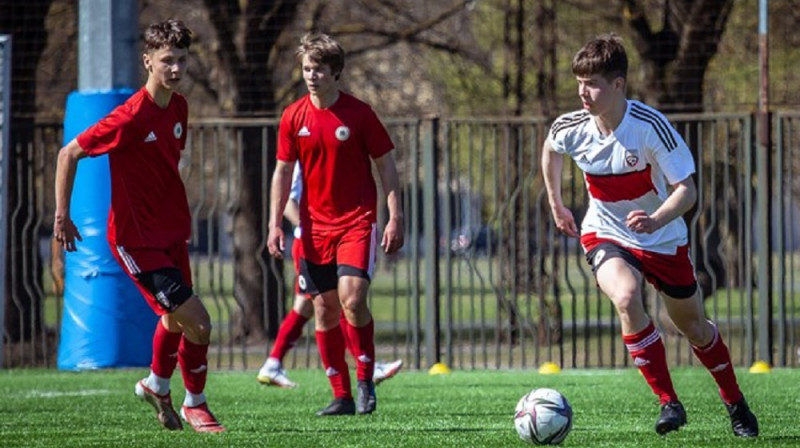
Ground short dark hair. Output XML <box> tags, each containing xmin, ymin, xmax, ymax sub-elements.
<box><xmin>571</xmin><ymin>33</ymin><xmax>628</xmax><ymax>81</ymax></box>
<box><xmin>296</xmin><ymin>32</ymin><xmax>345</xmax><ymax>77</ymax></box>
<box><xmin>143</xmin><ymin>19</ymin><xmax>192</xmax><ymax>53</ymax></box>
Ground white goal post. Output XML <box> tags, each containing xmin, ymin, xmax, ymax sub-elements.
<box><xmin>0</xmin><ymin>34</ymin><xmax>11</xmax><ymax>369</ymax></box>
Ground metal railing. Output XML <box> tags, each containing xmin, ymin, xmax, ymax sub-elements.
<box><xmin>3</xmin><ymin>112</ymin><xmax>799</xmax><ymax>370</ymax></box>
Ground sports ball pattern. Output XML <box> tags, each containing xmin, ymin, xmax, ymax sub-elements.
<box><xmin>514</xmin><ymin>388</ymin><xmax>573</xmax><ymax>445</ymax></box>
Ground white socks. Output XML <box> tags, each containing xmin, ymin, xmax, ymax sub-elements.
<box><xmin>184</xmin><ymin>391</ymin><xmax>206</xmax><ymax>408</ymax></box>
<box><xmin>144</xmin><ymin>372</ymin><xmax>171</xmax><ymax>396</ymax></box>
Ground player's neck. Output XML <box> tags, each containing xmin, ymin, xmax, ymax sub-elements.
<box><xmin>594</xmin><ymin>98</ymin><xmax>627</xmax><ymax>136</ymax></box>
<box><xmin>145</xmin><ymin>80</ymin><xmax>174</xmax><ymax>109</ymax></box>
<box><xmin>310</xmin><ymin>89</ymin><xmax>340</xmax><ymax>109</ymax></box>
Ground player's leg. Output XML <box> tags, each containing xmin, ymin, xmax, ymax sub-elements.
<box><xmin>655</xmin><ymin>246</ymin><xmax>757</xmax><ymax>437</ymax></box>
<box><xmin>587</xmin><ymin>241</ymin><xmax>683</xmax><ymax>435</ymax></box>
<box><xmin>313</xmin><ymin>288</ymin><xmax>355</xmax><ymax>415</ymax></box>
<box><xmin>259</xmin><ymin>237</ymin><xmax>312</xmax><ymax>386</ymax></box>
<box><xmin>337</xmin><ymin>223</ymin><xmax>378</xmax><ymax>414</ymax></box>
<box><xmin>113</xmin><ymin>246</ymin><xmax>185</xmax><ymax>430</ymax></box>
<box><xmin>157</xmin><ymin>242</ymin><xmax>224</xmax><ymax>433</ymax></box>
<box><xmin>257</xmin><ymin>293</ymin><xmax>313</xmax><ymax>388</ymax></box>
<box><xmin>300</xmin><ymin>253</ymin><xmax>354</xmax><ymax>416</ymax></box>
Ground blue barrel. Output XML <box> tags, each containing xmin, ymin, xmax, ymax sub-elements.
<box><xmin>57</xmin><ymin>89</ymin><xmax>159</xmax><ymax>370</ymax></box>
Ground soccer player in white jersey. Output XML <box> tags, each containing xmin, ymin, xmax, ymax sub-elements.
<box><xmin>541</xmin><ymin>33</ymin><xmax>758</xmax><ymax>438</ymax></box>
<box><xmin>257</xmin><ymin>162</ymin><xmax>403</xmax><ymax>389</ymax></box>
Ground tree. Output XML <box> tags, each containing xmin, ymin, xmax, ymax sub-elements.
<box><xmin>192</xmin><ymin>0</ymin><xmax>478</xmax><ymax>342</ymax></box>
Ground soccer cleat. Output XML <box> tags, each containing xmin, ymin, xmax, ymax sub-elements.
<box><xmin>726</xmin><ymin>398</ymin><xmax>759</xmax><ymax>437</ymax></box>
<box><xmin>181</xmin><ymin>403</ymin><xmax>226</xmax><ymax>433</ymax></box>
<box><xmin>373</xmin><ymin>359</ymin><xmax>403</xmax><ymax>385</ymax></box>
<box><xmin>655</xmin><ymin>401</ymin><xmax>687</xmax><ymax>435</ymax></box>
<box><xmin>134</xmin><ymin>379</ymin><xmax>183</xmax><ymax>431</ymax></box>
<box><xmin>256</xmin><ymin>360</ymin><xmax>297</xmax><ymax>388</ymax></box>
<box><xmin>315</xmin><ymin>397</ymin><xmax>356</xmax><ymax>416</ymax></box>
<box><xmin>356</xmin><ymin>380</ymin><xmax>377</xmax><ymax>414</ymax></box>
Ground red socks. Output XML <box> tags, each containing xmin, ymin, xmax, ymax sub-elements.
<box><xmin>270</xmin><ymin>310</ymin><xmax>310</xmax><ymax>361</ymax></box>
<box><xmin>151</xmin><ymin>322</ymin><xmax>181</xmax><ymax>378</ymax></box>
<box><xmin>316</xmin><ymin>327</ymin><xmax>352</xmax><ymax>399</ymax></box>
<box><xmin>178</xmin><ymin>337</ymin><xmax>209</xmax><ymax>395</ymax></box>
<box><xmin>623</xmin><ymin>322</ymin><xmax>678</xmax><ymax>405</ymax></box>
<box><xmin>691</xmin><ymin>323</ymin><xmax>743</xmax><ymax>404</ymax></box>
<box><xmin>343</xmin><ymin>318</ymin><xmax>375</xmax><ymax>381</ymax></box>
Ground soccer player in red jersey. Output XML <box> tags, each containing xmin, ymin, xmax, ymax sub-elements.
<box><xmin>267</xmin><ymin>33</ymin><xmax>404</xmax><ymax>416</ymax></box>
<box><xmin>542</xmin><ymin>34</ymin><xmax>757</xmax><ymax>437</ymax></box>
<box><xmin>53</xmin><ymin>19</ymin><xmax>224</xmax><ymax>433</ymax></box>
<box><xmin>257</xmin><ymin>163</ymin><xmax>403</xmax><ymax>388</ymax></box>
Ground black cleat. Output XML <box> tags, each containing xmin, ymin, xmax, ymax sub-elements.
<box><xmin>315</xmin><ymin>398</ymin><xmax>356</xmax><ymax>416</ymax></box>
<box><xmin>726</xmin><ymin>398</ymin><xmax>759</xmax><ymax>437</ymax></box>
<box><xmin>356</xmin><ymin>380</ymin><xmax>377</xmax><ymax>414</ymax></box>
<box><xmin>655</xmin><ymin>401</ymin><xmax>687</xmax><ymax>435</ymax></box>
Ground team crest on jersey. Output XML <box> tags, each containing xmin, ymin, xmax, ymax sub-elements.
<box><xmin>173</xmin><ymin>122</ymin><xmax>183</xmax><ymax>139</ymax></box>
<box><xmin>335</xmin><ymin>126</ymin><xmax>350</xmax><ymax>141</ymax></box>
<box><xmin>625</xmin><ymin>149</ymin><xmax>639</xmax><ymax>167</ymax></box>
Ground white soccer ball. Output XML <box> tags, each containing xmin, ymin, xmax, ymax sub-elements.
<box><xmin>513</xmin><ymin>388</ymin><xmax>573</xmax><ymax>445</ymax></box>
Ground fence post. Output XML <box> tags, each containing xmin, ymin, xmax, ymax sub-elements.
<box><xmin>0</xmin><ymin>34</ymin><xmax>11</xmax><ymax>369</ymax></box>
<box><xmin>423</xmin><ymin>118</ymin><xmax>440</xmax><ymax>367</ymax></box>
<box><xmin>756</xmin><ymin>3</ymin><xmax>773</xmax><ymax>366</ymax></box>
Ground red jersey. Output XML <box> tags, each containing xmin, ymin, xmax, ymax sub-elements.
<box><xmin>277</xmin><ymin>92</ymin><xmax>393</xmax><ymax>230</ymax></box>
<box><xmin>77</xmin><ymin>87</ymin><xmax>191</xmax><ymax>249</ymax></box>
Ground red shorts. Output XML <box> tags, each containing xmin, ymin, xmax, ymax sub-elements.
<box><xmin>302</xmin><ymin>221</ymin><xmax>377</xmax><ymax>276</ymax></box>
<box><xmin>112</xmin><ymin>241</ymin><xmax>193</xmax><ymax>315</ymax></box>
<box><xmin>581</xmin><ymin>233</ymin><xmax>698</xmax><ymax>299</ymax></box>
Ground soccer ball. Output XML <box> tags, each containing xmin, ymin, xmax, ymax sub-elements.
<box><xmin>514</xmin><ymin>388</ymin><xmax>573</xmax><ymax>445</ymax></box>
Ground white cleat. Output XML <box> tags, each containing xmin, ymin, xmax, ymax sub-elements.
<box><xmin>257</xmin><ymin>359</ymin><xmax>297</xmax><ymax>388</ymax></box>
<box><xmin>373</xmin><ymin>359</ymin><xmax>403</xmax><ymax>385</ymax></box>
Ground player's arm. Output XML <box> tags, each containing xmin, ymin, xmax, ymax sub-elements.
<box><xmin>626</xmin><ymin>176</ymin><xmax>696</xmax><ymax>234</ymax></box>
<box><xmin>283</xmin><ymin>198</ymin><xmax>301</xmax><ymax>228</ymax></box>
<box><xmin>267</xmin><ymin>160</ymin><xmax>293</xmax><ymax>258</ymax></box>
<box><xmin>373</xmin><ymin>151</ymin><xmax>404</xmax><ymax>254</ymax></box>
<box><xmin>541</xmin><ymin>139</ymin><xmax>579</xmax><ymax>237</ymax></box>
<box><xmin>53</xmin><ymin>138</ymin><xmax>88</xmax><ymax>251</ymax></box>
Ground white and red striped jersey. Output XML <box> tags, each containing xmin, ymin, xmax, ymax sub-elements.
<box><xmin>547</xmin><ymin>100</ymin><xmax>695</xmax><ymax>254</ymax></box>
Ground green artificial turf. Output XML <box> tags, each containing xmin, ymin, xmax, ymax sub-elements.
<box><xmin>0</xmin><ymin>366</ymin><xmax>797</xmax><ymax>447</ymax></box>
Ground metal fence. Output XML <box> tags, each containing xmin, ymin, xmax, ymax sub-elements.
<box><xmin>4</xmin><ymin>112</ymin><xmax>800</xmax><ymax>371</ymax></box>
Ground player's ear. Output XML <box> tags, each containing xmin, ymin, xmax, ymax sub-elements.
<box><xmin>142</xmin><ymin>53</ymin><xmax>151</xmax><ymax>72</ymax></box>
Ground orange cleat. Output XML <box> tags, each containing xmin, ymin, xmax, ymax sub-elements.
<box><xmin>181</xmin><ymin>403</ymin><xmax>226</xmax><ymax>433</ymax></box>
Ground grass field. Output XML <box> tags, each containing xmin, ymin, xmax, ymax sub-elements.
<box><xmin>1</xmin><ymin>367</ymin><xmax>798</xmax><ymax>447</ymax></box>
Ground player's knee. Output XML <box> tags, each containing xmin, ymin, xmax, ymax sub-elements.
<box><xmin>608</xmin><ymin>289</ymin><xmax>640</xmax><ymax>315</ymax></box>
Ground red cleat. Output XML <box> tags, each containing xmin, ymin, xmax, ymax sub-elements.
<box><xmin>134</xmin><ymin>380</ymin><xmax>183</xmax><ymax>431</ymax></box>
<box><xmin>181</xmin><ymin>403</ymin><xmax>226</xmax><ymax>433</ymax></box>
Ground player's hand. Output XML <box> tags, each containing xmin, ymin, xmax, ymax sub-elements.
<box><xmin>381</xmin><ymin>216</ymin><xmax>405</xmax><ymax>254</ymax></box>
<box><xmin>267</xmin><ymin>226</ymin><xmax>285</xmax><ymax>259</ymax></box>
<box><xmin>551</xmin><ymin>204</ymin><xmax>579</xmax><ymax>237</ymax></box>
<box><xmin>53</xmin><ymin>214</ymin><xmax>82</xmax><ymax>252</ymax></box>
<box><xmin>626</xmin><ymin>210</ymin><xmax>659</xmax><ymax>234</ymax></box>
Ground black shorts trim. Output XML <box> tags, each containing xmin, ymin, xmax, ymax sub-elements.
<box><xmin>585</xmin><ymin>242</ymin><xmax>698</xmax><ymax>299</ymax></box>
<box><xmin>658</xmin><ymin>282</ymin><xmax>698</xmax><ymax>299</ymax></box>
<box><xmin>585</xmin><ymin>242</ymin><xmax>641</xmax><ymax>274</ymax></box>
<box><xmin>299</xmin><ymin>259</ymin><xmax>338</xmax><ymax>295</ymax></box>
<box><xmin>337</xmin><ymin>264</ymin><xmax>371</xmax><ymax>281</ymax></box>
<box><xmin>134</xmin><ymin>267</ymin><xmax>194</xmax><ymax>313</ymax></box>
<box><xmin>298</xmin><ymin>260</ymin><xmax>372</xmax><ymax>296</ymax></box>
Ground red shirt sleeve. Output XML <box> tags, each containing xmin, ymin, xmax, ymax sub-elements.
<box><xmin>277</xmin><ymin>106</ymin><xmax>297</xmax><ymax>163</ymax></box>
<box><xmin>363</xmin><ymin>106</ymin><xmax>393</xmax><ymax>159</ymax></box>
<box><xmin>76</xmin><ymin>103</ymin><xmax>139</xmax><ymax>157</ymax></box>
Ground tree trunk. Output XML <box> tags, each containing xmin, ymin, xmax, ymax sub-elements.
<box><xmin>203</xmin><ymin>0</ymin><xmax>301</xmax><ymax>342</ymax></box>
<box><xmin>624</xmin><ymin>0</ymin><xmax>736</xmax><ymax>300</ymax></box>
